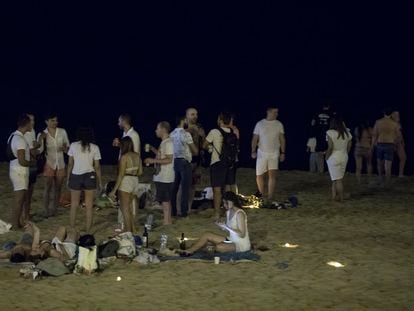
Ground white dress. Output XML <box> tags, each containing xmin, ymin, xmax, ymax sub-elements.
<box><xmin>226</xmin><ymin>209</ymin><xmax>251</xmax><ymax>252</ymax></box>
<box><xmin>326</xmin><ymin>129</ymin><xmax>352</xmax><ymax>181</ymax></box>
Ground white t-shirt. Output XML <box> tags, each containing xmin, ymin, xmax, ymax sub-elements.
<box><xmin>9</xmin><ymin>131</ymin><xmax>30</xmax><ymax>170</ymax></box>
<box><xmin>326</xmin><ymin>130</ymin><xmax>352</xmax><ymax>153</ymax></box>
<box><xmin>170</xmin><ymin>128</ymin><xmax>194</xmax><ymax>163</ymax></box>
<box><xmin>24</xmin><ymin>129</ymin><xmax>36</xmax><ymax>149</ymax></box>
<box><xmin>206</xmin><ymin>127</ymin><xmax>231</xmax><ymax>165</ymax></box>
<box><xmin>68</xmin><ymin>141</ymin><xmax>102</xmax><ymax>175</ymax></box>
<box><xmin>153</xmin><ymin>138</ymin><xmax>174</xmax><ymax>183</ymax></box>
<box><xmin>38</xmin><ymin>128</ymin><xmax>70</xmax><ymax>170</ymax></box>
<box><xmin>123</xmin><ymin>127</ymin><xmax>141</xmax><ymax>154</ymax></box>
<box><xmin>253</xmin><ymin>119</ymin><xmax>285</xmax><ymax>154</ymax></box>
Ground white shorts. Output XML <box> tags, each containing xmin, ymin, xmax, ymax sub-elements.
<box><xmin>327</xmin><ymin>152</ymin><xmax>348</xmax><ymax>181</ymax></box>
<box><xmin>119</xmin><ymin>176</ymin><xmax>139</xmax><ymax>195</ymax></box>
<box><xmin>256</xmin><ymin>150</ymin><xmax>279</xmax><ymax>176</ymax></box>
<box><xmin>52</xmin><ymin>237</ymin><xmax>77</xmax><ymax>260</ymax></box>
<box><xmin>9</xmin><ymin>166</ymin><xmax>29</xmax><ymax>191</ymax></box>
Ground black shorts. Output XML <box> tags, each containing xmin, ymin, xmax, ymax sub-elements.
<box><xmin>210</xmin><ymin>161</ymin><xmax>236</xmax><ymax>188</ymax></box>
<box><xmin>29</xmin><ymin>166</ymin><xmax>38</xmax><ymax>186</ymax></box>
<box><xmin>69</xmin><ymin>172</ymin><xmax>97</xmax><ymax>191</ymax></box>
<box><xmin>155</xmin><ymin>182</ymin><xmax>173</xmax><ymax>203</ymax></box>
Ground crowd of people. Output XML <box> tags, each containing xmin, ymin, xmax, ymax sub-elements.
<box><xmin>3</xmin><ymin>105</ymin><xmax>407</xmax><ymax>262</ymax></box>
<box><xmin>306</xmin><ymin>105</ymin><xmax>406</xmax><ymax>201</ymax></box>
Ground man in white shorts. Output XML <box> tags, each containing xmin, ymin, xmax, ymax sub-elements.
<box><xmin>7</xmin><ymin>115</ymin><xmax>32</xmax><ymax>229</ymax></box>
<box><xmin>251</xmin><ymin>107</ymin><xmax>286</xmax><ymax>203</ymax></box>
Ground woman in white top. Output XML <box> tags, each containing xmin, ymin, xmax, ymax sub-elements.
<box><xmin>109</xmin><ymin>137</ymin><xmax>142</xmax><ymax>233</ymax></box>
<box><xmin>326</xmin><ymin>117</ymin><xmax>352</xmax><ymax>202</ymax></box>
<box><xmin>67</xmin><ymin>126</ymin><xmax>102</xmax><ymax>233</ymax></box>
<box><xmin>182</xmin><ymin>191</ymin><xmax>251</xmax><ymax>255</ymax></box>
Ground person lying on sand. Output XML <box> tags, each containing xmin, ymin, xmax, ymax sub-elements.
<box><xmin>41</xmin><ymin>226</ymin><xmax>79</xmax><ymax>262</ymax></box>
<box><xmin>0</xmin><ymin>222</ymin><xmax>46</xmax><ymax>263</ymax></box>
<box><xmin>180</xmin><ymin>192</ymin><xmax>251</xmax><ymax>256</ymax></box>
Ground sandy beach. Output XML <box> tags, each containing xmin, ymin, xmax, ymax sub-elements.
<box><xmin>0</xmin><ymin>163</ymin><xmax>413</xmax><ymax>310</ymax></box>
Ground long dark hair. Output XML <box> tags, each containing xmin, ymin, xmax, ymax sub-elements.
<box><xmin>355</xmin><ymin>120</ymin><xmax>371</xmax><ymax>141</ymax></box>
<box><xmin>120</xmin><ymin>136</ymin><xmax>134</xmax><ymax>155</ymax></box>
<box><xmin>222</xmin><ymin>191</ymin><xmax>242</xmax><ymax>208</ymax></box>
<box><xmin>76</xmin><ymin>126</ymin><xmax>95</xmax><ymax>152</ymax></box>
<box><xmin>329</xmin><ymin>117</ymin><xmax>349</xmax><ymax>140</ymax></box>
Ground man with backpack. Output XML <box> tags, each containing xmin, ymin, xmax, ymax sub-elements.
<box><xmin>204</xmin><ymin>112</ymin><xmax>239</xmax><ymax>219</ymax></box>
<box><xmin>7</xmin><ymin>115</ymin><xmax>32</xmax><ymax>229</ymax></box>
<box><xmin>251</xmin><ymin>107</ymin><xmax>286</xmax><ymax>204</ymax></box>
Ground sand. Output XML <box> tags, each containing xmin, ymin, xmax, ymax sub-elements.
<box><xmin>0</xmin><ymin>163</ymin><xmax>413</xmax><ymax>310</ymax></box>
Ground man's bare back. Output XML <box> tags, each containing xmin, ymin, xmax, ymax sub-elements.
<box><xmin>373</xmin><ymin>117</ymin><xmax>400</xmax><ymax>144</ymax></box>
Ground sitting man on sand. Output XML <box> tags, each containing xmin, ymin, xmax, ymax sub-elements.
<box><xmin>181</xmin><ymin>192</ymin><xmax>250</xmax><ymax>256</ymax></box>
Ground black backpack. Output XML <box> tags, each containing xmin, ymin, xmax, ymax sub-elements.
<box><xmin>6</xmin><ymin>134</ymin><xmax>17</xmax><ymax>161</ymax></box>
<box><xmin>215</xmin><ymin>128</ymin><xmax>239</xmax><ymax>168</ymax></box>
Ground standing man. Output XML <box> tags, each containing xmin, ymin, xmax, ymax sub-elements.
<box><xmin>311</xmin><ymin>103</ymin><xmax>336</xmax><ymax>172</ymax></box>
<box><xmin>8</xmin><ymin>115</ymin><xmax>32</xmax><ymax>229</ymax></box>
<box><xmin>170</xmin><ymin>116</ymin><xmax>198</xmax><ymax>218</ymax></box>
<box><xmin>185</xmin><ymin>108</ymin><xmax>205</xmax><ymax>211</ymax></box>
<box><xmin>144</xmin><ymin>122</ymin><xmax>174</xmax><ymax>225</ymax></box>
<box><xmin>39</xmin><ymin>113</ymin><xmax>70</xmax><ymax>217</ymax></box>
<box><xmin>204</xmin><ymin>112</ymin><xmax>238</xmax><ymax>219</ymax></box>
<box><xmin>113</xmin><ymin>113</ymin><xmax>141</xmax><ymax>155</ymax></box>
<box><xmin>23</xmin><ymin>114</ymin><xmax>41</xmax><ymax>221</ymax></box>
<box><xmin>372</xmin><ymin>108</ymin><xmax>401</xmax><ymax>186</ymax></box>
<box><xmin>251</xmin><ymin>107</ymin><xmax>286</xmax><ymax>203</ymax></box>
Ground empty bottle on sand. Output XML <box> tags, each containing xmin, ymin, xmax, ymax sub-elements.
<box><xmin>179</xmin><ymin>233</ymin><xmax>186</xmax><ymax>250</ymax></box>
<box><xmin>143</xmin><ymin>227</ymin><xmax>149</xmax><ymax>248</ymax></box>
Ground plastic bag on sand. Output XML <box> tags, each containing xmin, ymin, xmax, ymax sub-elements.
<box><xmin>0</xmin><ymin>219</ymin><xmax>12</xmax><ymax>234</ymax></box>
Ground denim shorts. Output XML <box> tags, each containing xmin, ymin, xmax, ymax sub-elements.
<box><xmin>69</xmin><ymin>172</ymin><xmax>97</xmax><ymax>191</ymax></box>
<box><xmin>376</xmin><ymin>143</ymin><xmax>395</xmax><ymax>162</ymax></box>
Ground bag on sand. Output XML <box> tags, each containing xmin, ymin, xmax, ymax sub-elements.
<box><xmin>98</xmin><ymin>240</ymin><xmax>119</xmax><ymax>259</ymax></box>
<box><xmin>74</xmin><ymin>246</ymin><xmax>99</xmax><ymax>274</ymax></box>
<box><xmin>113</xmin><ymin>232</ymin><xmax>136</xmax><ymax>259</ymax></box>
<box><xmin>36</xmin><ymin>258</ymin><xmax>70</xmax><ymax>277</ymax></box>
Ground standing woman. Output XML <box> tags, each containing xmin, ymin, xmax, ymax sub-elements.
<box><xmin>354</xmin><ymin>120</ymin><xmax>373</xmax><ymax>183</ymax></box>
<box><xmin>67</xmin><ymin>126</ymin><xmax>102</xmax><ymax>232</ymax></box>
<box><xmin>109</xmin><ymin>137</ymin><xmax>141</xmax><ymax>233</ymax></box>
<box><xmin>326</xmin><ymin>117</ymin><xmax>352</xmax><ymax>202</ymax></box>
<box><xmin>391</xmin><ymin>111</ymin><xmax>407</xmax><ymax>177</ymax></box>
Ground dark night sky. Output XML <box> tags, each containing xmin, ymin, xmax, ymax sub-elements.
<box><xmin>0</xmin><ymin>2</ymin><xmax>413</xmax><ymax>173</ymax></box>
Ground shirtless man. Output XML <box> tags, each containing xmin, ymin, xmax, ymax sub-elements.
<box><xmin>185</xmin><ymin>108</ymin><xmax>205</xmax><ymax>212</ymax></box>
<box><xmin>372</xmin><ymin>108</ymin><xmax>401</xmax><ymax>186</ymax></box>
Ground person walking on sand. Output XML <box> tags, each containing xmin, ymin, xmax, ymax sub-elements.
<box><xmin>170</xmin><ymin>116</ymin><xmax>198</xmax><ymax>218</ymax></box>
<box><xmin>109</xmin><ymin>137</ymin><xmax>141</xmax><ymax>233</ymax></box>
<box><xmin>326</xmin><ymin>117</ymin><xmax>352</xmax><ymax>202</ymax></box>
<box><xmin>7</xmin><ymin>115</ymin><xmax>32</xmax><ymax>229</ymax></box>
<box><xmin>354</xmin><ymin>120</ymin><xmax>374</xmax><ymax>183</ymax></box>
<box><xmin>251</xmin><ymin>107</ymin><xmax>286</xmax><ymax>203</ymax></box>
<box><xmin>185</xmin><ymin>107</ymin><xmax>206</xmax><ymax>211</ymax></box>
<box><xmin>372</xmin><ymin>108</ymin><xmax>401</xmax><ymax>186</ymax></box>
<box><xmin>391</xmin><ymin>110</ymin><xmax>407</xmax><ymax>177</ymax></box>
<box><xmin>144</xmin><ymin>122</ymin><xmax>174</xmax><ymax>225</ymax></box>
<box><xmin>38</xmin><ymin>113</ymin><xmax>70</xmax><ymax>217</ymax></box>
<box><xmin>67</xmin><ymin>126</ymin><xmax>102</xmax><ymax>233</ymax></box>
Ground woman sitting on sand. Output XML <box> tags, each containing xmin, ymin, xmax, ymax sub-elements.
<box><xmin>326</xmin><ymin>117</ymin><xmax>352</xmax><ymax>202</ymax></box>
<box><xmin>109</xmin><ymin>137</ymin><xmax>141</xmax><ymax>233</ymax></box>
<box><xmin>182</xmin><ymin>192</ymin><xmax>251</xmax><ymax>255</ymax></box>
